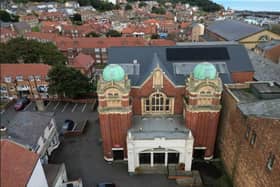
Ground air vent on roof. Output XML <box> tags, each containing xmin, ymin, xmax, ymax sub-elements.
<box><xmin>133</xmin><ymin>59</ymin><xmax>138</xmax><ymax>64</ymax></box>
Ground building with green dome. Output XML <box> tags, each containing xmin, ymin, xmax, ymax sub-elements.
<box><xmin>193</xmin><ymin>62</ymin><xmax>217</xmax><ymax>80</ymax></box>
<box><xmin>102</xmin><ymin>64</ymin><xmax>125</xmax><ymax>82</ymax></box>
<box><xmin>97</xmin><ymin>45</ymin><xmax>254</xmax><ymax>175</ymax></box>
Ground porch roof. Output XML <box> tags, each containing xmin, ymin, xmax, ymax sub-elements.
<box><xmin>129</xmin><ymin>115</ymin><xmax>191</xmax><ymax>140</ymax></box>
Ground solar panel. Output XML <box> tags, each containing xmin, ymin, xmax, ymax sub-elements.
<box><xmin>166</xmin><ymin>47</ymin><xmax>230</xmax><ymax>61</ymax></box>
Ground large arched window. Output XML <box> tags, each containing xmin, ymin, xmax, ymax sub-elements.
<box><xmin>142</xmin><ymin>92</ymin><xmax>174</xmax><ymax>114</ymax></box>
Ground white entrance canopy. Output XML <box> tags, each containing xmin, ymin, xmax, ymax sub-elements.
<box><xmin>127</xmin><ymin>116</ymin><xmax>194</xmax><ymax>173</ymax></box>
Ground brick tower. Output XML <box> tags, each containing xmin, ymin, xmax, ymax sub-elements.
<box><xmin>184</xmin><ymin>62</ymin><xmax>222</xmax><ymax>159</ymax></box>
<box><xmin>97</xmin><ymin>64</ymin><xmax>132</xmax><ymax>161</ymax></box>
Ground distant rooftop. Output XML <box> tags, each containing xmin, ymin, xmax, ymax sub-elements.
<box><xmin>129</xmin><ymin>116</ymin><xmax>190</xmax><ymax>140</ymax></box>
<box><xmin>207</xmin><ymin>19</ymin><xmax>264</xmax><ymax>41</ymax></box>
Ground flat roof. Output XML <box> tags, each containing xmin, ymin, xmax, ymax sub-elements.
<box><xmin>2</xmin><ymin>112</ymin><xmax>54</xmax><ymax>148</ymax></box>
<box><xmin>129</xmin><ymin>116</ymin><xmax>190</xmax><ymax>140</ymax></box>
<box><xmin>238</xmin><ymin>99</ymin><xmax>280</xmax><ymax>119</ymax></box>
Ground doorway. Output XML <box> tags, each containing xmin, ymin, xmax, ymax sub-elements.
<box><xmin>112</xmin><ymin>150</ymin><xmax>124</xmax><ymax>160</ymax></box>
<box><xmin>154</xmin><ymin>153</ymin><xmax>165</xmax><ymax>164</ymax></box>
<box><xmin>193</xmin><ymin>149</ymin><xmax>205</xmax><ymax>159</ymax></box>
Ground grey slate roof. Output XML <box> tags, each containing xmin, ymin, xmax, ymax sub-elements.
<box><xmin>108</xmin><ymin>43</ymin><xmax>254</xmax><ymax>86</ymax></box>
<box><xmin>4</xmin><ymin>112</ymin><xmax>54</xmax><ymax>149</ymax></box>
<box><xmin>238</xmin><ymin>99</ymin><xmax>280</xmax><ymax>119</ymax></box>
<box><xmin>12</xmin><ymin>22</ymin><xmax>31</xmax><ymax>33</ymax></box>
<box><xmin>248</xmin><ymin>50</ymin><xmax>280</xmax><ymax>84</ymax></box>
<box><xmin>207</xmin><ymin>20</ymin><xmax>264</xmax><ymax>41</ymax></box>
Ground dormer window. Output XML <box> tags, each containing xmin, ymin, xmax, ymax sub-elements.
<box><xmin>29</xmin><ymin>75</ymin><xmax>34</xmax><ymax>81</ymax></box>
<box><xmin>35</xmin><ymin>75</ymin><xmax>41</xmax><ymax>81</ymax></box>
<box><xmin>16</xmin><ymin>75</ymin><xmax>23</xmax><ymax>81</ymax></box>
<box><xmin>4</xmin><ymin>76</ymin><xmax>12</xmax><ymax>83</ymax></box>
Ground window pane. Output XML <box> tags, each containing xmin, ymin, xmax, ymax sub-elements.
<box><xmin>166</xmin><ymin>106</ymin><xmax>169</xmax><ymax>111</ymax></box>
<box><xmin>152</xmin><ymin>98</ymin><xmax>155</xmax><ymax>105</ymax></box>
<box><xmin>166</xmin><ymin>99</ymin><xmax>169</xmax><ymax>105</ymax></box>
<box><xmin>160</xmin><ymin>97</ymin><xmax>163</xmax><ymax>104</ymax></box>
<box><xmin>146</xmin><ymin>99</ymin><xmax>149</xmax><ymax>105</ymax></box>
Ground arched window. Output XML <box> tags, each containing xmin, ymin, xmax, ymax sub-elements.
<box><xmin>142</xmin><ymin>92</ymin><xmax>173</xmax><ymax>114</ymax></box>
<box><xmin>259</xmin><ymin>35</ymin><xmax>269</xmax><ymax>41</ymax></box>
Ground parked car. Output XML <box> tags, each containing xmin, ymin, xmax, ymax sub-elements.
<box><xmin>97</xmin><ymin>182</ymin><xmax>116</xmax><ymax>187</ymax></box>
<box><xmin>60</xmin><ymin>119</ymin><xmax>75</xmax><ymax>135</ymax></box>
<box><xmin>14</xmin><ymin>97</ymin><xmax>30</xmax><ymax>111</ymax></box>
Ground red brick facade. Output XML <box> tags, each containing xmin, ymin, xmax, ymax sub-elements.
<box><xmin>130</xmin><ymin>75</ymin><xmax>185</xmax><ymax>115</ymax></box>
<box><xmin>98</xmin><ymin>64</ymin><xmax>254</xmax><ymax>162</ymax></box>
<box><xmin>231</xmin><ymin>71</ymin><xmax>254</xmax><ymax>83</ymax></box>
<box><xmin>218</xmin><ymin>87</ymin><xmax>280</xmax><ymax>187</ymax></box>
<box><xmin>99</xmin><ymin>112</ymin><xmax>132</xmax><ymax>159</ymax></box>
<box><xmin>186</xmin><ymin>111</ymin><xmax>220</xmax><ymax>157</ymax></box>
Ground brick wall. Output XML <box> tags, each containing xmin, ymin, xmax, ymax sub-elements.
<box><xmin>186</xmin><ymin>111</ymin><xmax>220</xmax><ymax>157</ymax></box>
<box><xmin>264</xmin><ymin>45</ymin><xmax>280</xmax><ymax>64</ymax></box>
<box><xmin>218</xmin><ymin>89</ymin><xmax>280</xmax><ymax>187</ymax></box>
<box><xmin>231</xmin><ymin>71</ymin><xmax>254</xmax><ymax>83</ymax></box>
<box><xmin>99</xmin><ymin>112</ymin><xmax>132</xmax><ymax>159</ymax></box>
<box><xmin>130</xmin><ymin>75</ymin><xmax>185</xmax><ymax>115</ymax></box>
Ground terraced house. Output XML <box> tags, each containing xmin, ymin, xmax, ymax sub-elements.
<box><xmin>0</xmin><ymin>64</ymin><xmax>50</xmax><ymax>99</ymax></box>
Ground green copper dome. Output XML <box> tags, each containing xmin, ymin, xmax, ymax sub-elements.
<box><xmin>102</xmin><ymin>64</ymin><xmax>125</xmax><ymax>81</ymax></box>
<box><xmin>193</xmin><ymin>62</ymin><xmax>217</xmax><ymax>80</ymax></box>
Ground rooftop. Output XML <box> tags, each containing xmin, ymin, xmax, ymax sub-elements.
<box><xmin>108</xmin><ymin>43</ymin><xmax>254</xmax><ymax>86</ymax></box>
<box><xmin>248</xmin><ymin>50</ymin><xmax>280</xmax><ymax>84</ymax></box>
<box><xmin>129</xmin><ymin>116</ymin><xmax>190</xmax><ymax>140</ymax></box>
<box><xmin>0</xmin><ymin>139</ymin><xmax>39</xmax><ymax>187</ymax></box>
<box><xmin>207</xmin><ymin>19</ymin><xmax>264</xmax><ymax>41</ymax></box>
<box><xmin>228</xmin><ymin>82</ymin><xmax>280</xmax><ymax>118</ymax></box>
<box><xmin>0</xmin><ymin>63</ymin><xmax>50</xmax><ymax>81</ymax></box>
<box><xmin>238</xmin><ymin>99</ymin><xmax>280</xmax><ymax>119</ymax></box>
<box><xmin>2</xmin><ymin>112</ymin><xmax>54</xmax><ymax>149</ymax></box>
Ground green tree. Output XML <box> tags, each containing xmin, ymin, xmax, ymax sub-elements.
<box><xmin>48</xmin><ymin>64</ymin><xmax>91</xmax><ymax>98</ymax></box>
<box><xmin>106</xmin><ymin>30</ymin><xmax>122</xmax><ymax>37</ymax></box>
<box><xmin>0</xmin><ymin>38</ymin><xmax>66</xmax><ymax>65</ymax></box>
<box><xmin>0</xmin><ymin>10</ymin><xmax>19</xmax><ymax>22</ymax></box>
<box><xmin>125</xmin><ymin>4</ymin><xmax>133</xmax><ymax>11</ymax></box>
<box><xmin>138</xmin><ymin>2</ymin><xmax>147</xmax><ymax>8</ymax></box>
<box><xmin>151</xmin><ymin>34</ymin><xmax>159</xmax><ymax>39</ymax></box>
<box><xmin>151</xmin><ymin>6</ymin><xmax>166</xmax><ymax>15</ymax></box>
<box><xmin>86</xmin><ymin>31</ymin><xmax>101</xmax><ymax>37</ymax></box>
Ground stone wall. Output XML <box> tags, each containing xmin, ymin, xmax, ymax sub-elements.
<box><xmin>218</xmin><ymin>88</ymin><xmax>280</xmax><ymax>187</ymax></box>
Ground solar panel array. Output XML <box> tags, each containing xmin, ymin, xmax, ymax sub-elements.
<box><xmin>166</xmin><ymin>47</ymin><xmax>230</xmax><ymax>61</ymax></box>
